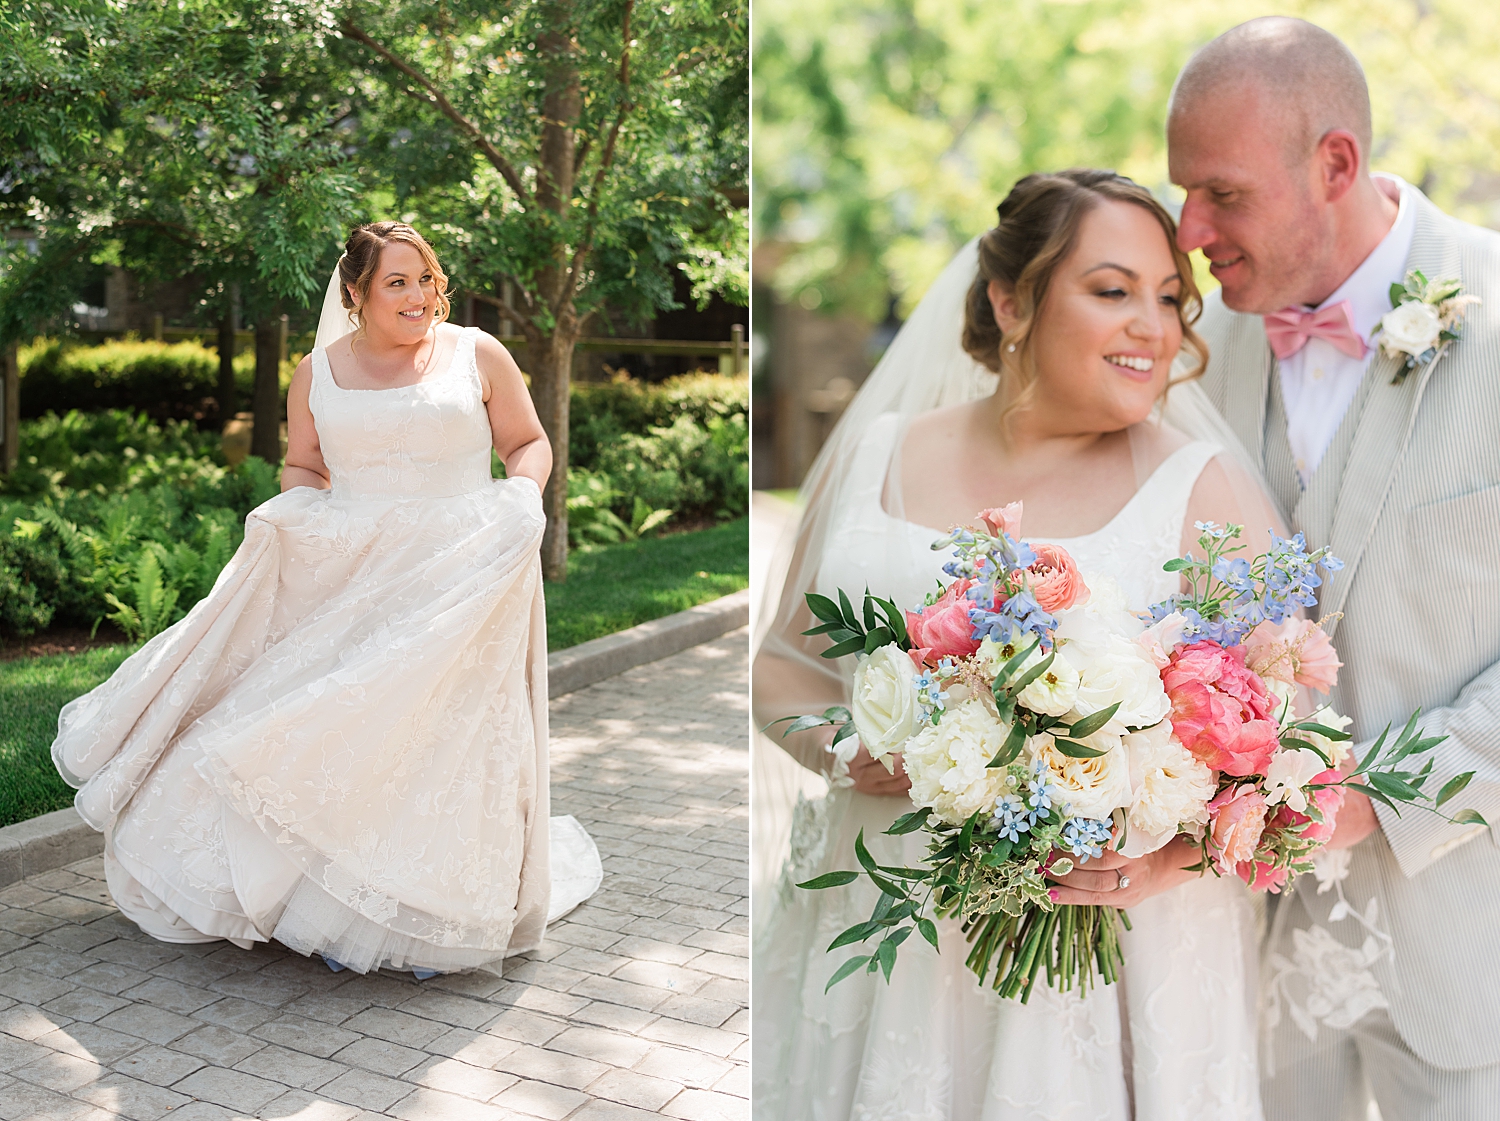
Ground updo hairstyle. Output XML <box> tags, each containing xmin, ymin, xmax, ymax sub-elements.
<box><xmin>961</xmin><ymin>169</ymin><xmax>1207</xmax><ymax>415</ymax></box>
<box><xmin>338</xmin><ymin>221</ymin><xmax>452</xmax><ymax>333</ymax></box>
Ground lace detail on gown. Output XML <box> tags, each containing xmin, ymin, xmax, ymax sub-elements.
<box><xmin>754</xmin><ymin>414</ymin><xmax>1262</xmax><ymax>1120</ymax></box>
<box><xmin>53</xmin><ymin>326</ymin><xmax>602</xmax><ymax>974</ymax></box>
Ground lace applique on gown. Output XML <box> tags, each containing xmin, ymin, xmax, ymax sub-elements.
<box><xmin>52</xmin><ymin>327</ymin><xmax>602</xmax><ymax>974</ymax></box>
<box><xmin>753</xmin><ymin>413</ymin><xmax>1263</xmax><ymax>1121</ymax></box>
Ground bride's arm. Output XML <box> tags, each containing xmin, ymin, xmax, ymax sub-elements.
<box><xmin>282</xmin><ymin>358</ymin><xmax>331</xmax><ymax>491</ymax></box>
<box><xmin>476</xmin><ymin>333</ymin><xmax>551</xmax><ymax>490</ymax></box>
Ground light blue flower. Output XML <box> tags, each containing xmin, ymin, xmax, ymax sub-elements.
<box><xmin>1060</xmin><ymin>816</ymin><xmax>1112</xmax><ymax>861</ymax></box>
<box><xmin>991</xmin><ymin>792</ymin><xmax>1031</xmax><ymax>843</ymax></box>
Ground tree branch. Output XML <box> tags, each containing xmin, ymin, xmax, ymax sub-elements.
<box><xmin>340</xmin><ymin>20</ymin><xmax>533</xmax><ymax>209</ymax></box>
<box><xmin>556</xmin><ymin>0</ymin><xmax>634</xmax><ymax>319</ymax></box>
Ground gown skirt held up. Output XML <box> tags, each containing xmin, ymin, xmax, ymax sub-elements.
<box><xmin>51</xmin><ymin>327</ymin><xmax>599</xmax><ymax>974</ymax></box>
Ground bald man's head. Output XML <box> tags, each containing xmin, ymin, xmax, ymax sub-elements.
<box><xmin>1170</xmin><ymin>17</ymin><xmax>1371</xmax><ymax>168</ymax></box>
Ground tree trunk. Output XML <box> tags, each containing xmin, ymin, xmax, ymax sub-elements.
<box><xmin>216</xmin><ymin>282</ymin><xmax>239</xmax><ymax>422</ymax></box>
<box><xmin>530</xmin><ymin>13</ymin><xmax>582</xmax><ymax>582</ymax></box>
<box><xmin>251</xmin><ymin>316</ymin><xmax>282</xmax><ymax>463</ymax></box>
<box><xmin>1</xmin><ymin>342</ymin><xmax>18</xmax><ymax>474</ymax></box>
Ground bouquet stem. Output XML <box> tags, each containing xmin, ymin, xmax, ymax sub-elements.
<box><xmin>957</xmin><ymin>906</ymin><xmax>1128</xmax><ymax>1003</ymax></box>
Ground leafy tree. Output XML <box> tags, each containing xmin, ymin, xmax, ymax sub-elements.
<box><xmin>754</xmin><ymin>0</ymin><xmax>1500</xmax><ymax>321</ymax></box>
<box><xmin>1</xmin><ymin>0</ymin><xmax>361</xmax><ymax>457</ymax></box>
<box><xmin>340</xmin><ymin>0</ymin><xmax>748</xmax><ymax>578</ymax></box>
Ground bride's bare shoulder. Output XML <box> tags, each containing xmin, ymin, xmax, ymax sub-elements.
<box><xmin>901</xmin><ymin>401</ymin><xmax>979</xmax><ymax>454</ymax></box>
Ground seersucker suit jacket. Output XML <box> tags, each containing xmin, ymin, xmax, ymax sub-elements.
<box><xmin>1197</xmin><ymin>183</ymin><xmax>1500</xmax><ymax>1071</ymax></box>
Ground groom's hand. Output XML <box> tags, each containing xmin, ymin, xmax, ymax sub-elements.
<box><xmin>1326</xmin><ymin>788</ymin><xmax>1380</xmax><ymax>849</ymax></box>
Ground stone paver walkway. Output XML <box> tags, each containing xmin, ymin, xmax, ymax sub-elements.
<box><xmin>0</xmin><ymin>630</ymin><xmax>748</xmax><ymax>1121</ymax></box>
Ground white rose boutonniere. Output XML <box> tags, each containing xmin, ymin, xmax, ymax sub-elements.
<box><xmin>850</xmin><ymin>644</ymin><xmax>919</xmax><ymax>768</ymax></box>
<box><xmin>1373</xmin><ymin>269</ymin><xmax>1481</xmax><ymax>383</ymax></box>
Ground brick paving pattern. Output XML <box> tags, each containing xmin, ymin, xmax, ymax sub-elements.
<box><xmin>0</xmin><ymin>630</ymin><xmax>749</xmax><ymax>1121</ymax></box>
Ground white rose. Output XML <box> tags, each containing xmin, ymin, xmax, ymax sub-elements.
<box><xmin>1059</xmin><ymin>630</ymin><xmax>1171</xmax><ymax>734</ymax></box>
<box><xmin>850</xmin><ymin>645</ymin><xmax>919</xmax><ymax>766</ymax></box>
<box><xmin>1264</xmin><ymin>747</ymin><xmax>1327</xmax><ymax>814</ymax></box>
<box><xmin>1120</xmin><ymin>721</ymin><xmax>1215</xmax><ymax>857</ymax></box>
<box><xmin>904</xmin><ymin>699</ymin><xmax>1012</xmax><ymax>826</ymax></box>
<box><xmin>1031</xmin><ymin>729</ymin><xmax>1131</xmax><ymax>822</ymax></box>
<box><xmin>1380</xmin><ymin>300</ymin><xmax>1442</xmax><ymax>356</ymax></box>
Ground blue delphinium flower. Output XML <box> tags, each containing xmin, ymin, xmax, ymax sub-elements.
<box><xmin>991</xmin><ymin>792</ymin><xmax>1031</xmax><ymax>843</ymax></box>
<box><xmin>1061</xmin><ymin>816</ymin><xmax>1113</xmax><ymax>861</ymax></box>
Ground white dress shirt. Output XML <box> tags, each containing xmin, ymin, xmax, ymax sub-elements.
<box><xmin>1278</xmin><ymin>175</ymin><xmax>1415</xmax><ymax>487</ymax></box>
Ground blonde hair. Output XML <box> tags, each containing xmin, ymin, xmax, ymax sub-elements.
<box><xmin>338</xmin><ymin>221</ymin><xmax>451</xmax><ymax>332</ymax></box>
<box><xmin>961</xmin><ymin>169</ymin><xmax>1207</xmax><ymax>429</ymax></box>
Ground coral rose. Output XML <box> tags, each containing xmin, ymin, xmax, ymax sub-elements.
<box><xmin>978</xmin><ymin>502</ymin><xmax>1024</xmax><ymax>540</ymax></box>
<box><xmin>1207</xmin><ymin>785</ymin><xmax>1269</xmax><ymax>874</ymax></box>
<box><xmin>906</xmin><ymin>579</ymin><xmax>981</xmax><ymax>663</ymax></box>
<box><xmin>1026</xmin><ymin>543</ymin><xmax>1090</xmax><ymax>613</ymax></box>
<box><xmin>1245</xmin><ymin>618</ymin><xmax>1342</xmax><ymax>695</ymax></box>
<box><xmin>1162</xmin><ymin>641</ymin><xmax>1280</xmax><ymax>777</ymax></box>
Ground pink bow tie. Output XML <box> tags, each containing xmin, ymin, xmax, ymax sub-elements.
<box><xmin>1262</xmin><ymin>300</ymin><xmax>1368</xmax><ymax>360</ymax></box>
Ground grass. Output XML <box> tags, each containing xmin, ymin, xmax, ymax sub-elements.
<box><xmin>544</xmin><ymin>516</ymin><xmax>748</xmax><ymax>649</ymax></box>
<box><xmin>1</xmin><ymin>645</ymin><xmax>134</xmax><ymax>829</ymax></box>
<box><xmin>0</xmin><ymin>519</ymin><xmax>748</xmax><ymax>828</ymax></box>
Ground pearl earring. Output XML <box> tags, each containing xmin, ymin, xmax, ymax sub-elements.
<box><xmin>1006</xmin><ymin>344</ymin><xmax>1016</xmax><ymax>353</ymax></box>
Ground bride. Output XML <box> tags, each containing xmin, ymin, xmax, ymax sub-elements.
<box><xmin>52</xmin><ymin>221</ymin><xmax>600</xmax><ymax>976</ymax></box>
<box><xmin>753</xmin><ymin>170</ymin><xmax>1287</xmax><ymax>1119</ymax></box>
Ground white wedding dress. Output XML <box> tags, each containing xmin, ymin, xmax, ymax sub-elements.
<box><xmin>52</xmin><ymin>326</ymin><xmax>601</xmax><ymax>974</ymax></box>
<box><xmin>754</xmin><ymin>414</ymin><xmax>1262</xmax><ymax>1120</ymax></box>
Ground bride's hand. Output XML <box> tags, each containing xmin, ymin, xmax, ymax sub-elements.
<box><xmin>848</xmin><ymin>746</ymin><xmax>911</xmax><ymax>797</ymax></box>
<box><xmin>1044</xmin><ymin>836</ymin><xmax>1202</xmax><ymax>909</ymax></box>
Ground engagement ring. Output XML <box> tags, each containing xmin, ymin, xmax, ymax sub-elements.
<box><xmin>1115</xmin><ymin>872</ymin><xmax>1131</xmax><ymax>891</ymax></box>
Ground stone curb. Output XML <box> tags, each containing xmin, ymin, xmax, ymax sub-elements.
<box><xmin>0</xmin><ymin>589</ymin><xmax>749</xmax><ymax>890</ymax></box>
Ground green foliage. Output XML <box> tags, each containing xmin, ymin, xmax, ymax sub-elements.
<box><xmin>754</xmin><ymin>0</ymin><xmax>1500</xmax><ymax>320</ymax></box>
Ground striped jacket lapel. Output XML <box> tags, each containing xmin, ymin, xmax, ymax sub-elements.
<box><xmin>1320</xmin><ymin>192</ymin><xmax>1462</xmax><ymax>636</ymax></box>
<box><xmin>1217</xmin><ymin>306</ymin><xmax>1274</xmax><ymax>465</ymax></box>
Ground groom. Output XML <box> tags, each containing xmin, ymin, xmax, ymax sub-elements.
<box><xmin>1169</xmin><ymin>16</ymin><xmax>1500</xmax><ymax>1118</ymax></box>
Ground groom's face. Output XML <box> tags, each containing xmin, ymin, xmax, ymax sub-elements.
<box><xmin>1167</xmin><ymin>85</ymin><xmax>1323</xmax><ymax>314</ymax></box>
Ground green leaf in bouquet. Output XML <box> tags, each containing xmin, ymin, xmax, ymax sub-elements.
<box><xmin>1162</xmin><ymin>557</ymin><xmax>1191</xmax><ymax>572</ymax></box>
<box><xmin>773</xmin><ymin>713</ymin><xmax>837</xmax><ymax>736</ymax></box>
<box><xmin>1395</xmin><ymin>735</ymin><xmax>1447</xmax><ymax>762</ymax></box>
<box><xmin>992</xmin><ymin>689</ymin><xmax>1017</xmax><ymax>727</ymax></box>
<box><xmin>886</xmin><ymin>807</ymin><xmax>933</xmax><ymax>835</ymax></box>
<box><xmin>863</xmin><ymin>591</ymin><xmax>879</xmax><ymax>631</ymax></box>
<box><xmin>1279</xmin><ymin>736</ymin><xmax>1333</xmax><ymax>767</ymax></box>
<box><xmin>863</xmin><ymin>627</ymin><xmax>894</xmax><ymax>654</ymax></box>
<box><xmin>797</xmin><ymin>870</ymin><xmax>860</xmax><ymax>890</ymax></box>
<box><xmin>823</xmin><ymin>635</ymin><xmax>870</xmax><ymax>659</ymax></box>
<box><xmin>828</xmin><ymin>920</ymin><xmax>882</xmax><ymax>951</ymax></box>
<box><xmin>805</xmin><ymin>593</ymin><xmax>844</xmax><ymax>624</ymax></box>
<box><xmin>1053</xmin><ymin>738</ymin><xmax>1109</xmax><ymax>759</ymax></box>
<box><xmin>987</xmin><ymin>720</ymin><xmax>1029</xmax><ymax>768</ymax></box>
<box><xmin>1049</xmin><ymin>857</ymin><xmax>1074</xmax><ymax>877</ymax></box>
<box><xmin>854</xmin><ymin>829</ymin><xmax>878</xmax><ymax>873</ymax></box>
<box><xmin>1452</xmin><ymin>808</ymin><xmax>1489</xmax><ymax>827</ymax></box>
<box><xmin>1292</xmin><ymin>721</ymin><xmax>1353</xmax><ymax>742</ymax></box>
<box><xmin>875</xmin><ymin>597</ymin><xmax>909</xmax><ymax>646</ymax></box>
<box><xmin>1366</xmin><ymin>771</ymin><xmax>1424</xmax><ymax>802</ymax></box>
<box><xmin>867</xmin><ymin>871</ymin><xmax>905</xmax><ymax>899</ymax></box>
<box><xmin>825</xmin><ymin>955</ymin><xmax>870</xmax><ymax>992</ymax></box>
<box><xmin>838</xmin><ymin>588</ymin><xmax>859</xmax><ymax>630</ymax></box>
<box><xmin>1437</xmin><ymin>771</ymin><xmax>1475</xmax><ymax>807</ymax></box>
<box><xmin>877</xmin><ymin>937</ymin><xmax>900</xmax><ymax>982</ymax></box>
<box><xmin>830</xmin><ymin>721</ymin><xmax>859</xmax><ymax>747</ymax></box>
<box><xmin>998</xmin><ymin>637</ymin><xmax>1042</xmax><ymax>685</ymax></box>
<box><xmin>800</xmin><ymin>620</ymin><xmax>846</xmax><ymax>636</ymax></box>
<box><xmin>917</xmin><ymin>917</ymin><xmax>939</xmax><ymax>949</ymax></box>
<box><xmin>1356</xmin><ymin>725</ymin><xmax>1391</xmax><ymax>773</ymax></box>
<box><xmin>1010</xmin><ymin>650</ymin><xmax>1057</xmax><ymax>694</ymax></box>
<box><xmin>1068</xmin><ymin>702</ymin><xmax>1121</xmax><ymax>741</ymax></box>
<box><xmin>1349</xmin><ymin>781</ymin><xmax>1402</xmax><ymax>814</ymax></box>
<box><xmin>877</xmin><ymin>865</ymin><xmax>932</xmax><ymax>879</ymax></box>
<box><xmin>1389</xmin><ymin>281</ymin><xmax>1409</xmax><ymax>307</ymax></box>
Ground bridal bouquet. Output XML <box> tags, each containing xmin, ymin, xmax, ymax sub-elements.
<box><xmin>775</xmin><ymin>506</ymin><xmax>1483</xmax><ymax>1002</ymax></box>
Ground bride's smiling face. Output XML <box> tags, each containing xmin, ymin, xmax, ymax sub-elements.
<box><xmin>991</xmin><ymin>199</ymin><xmax>1184</xmax><ymax>434</ymax></box>
<box><xmin>349</xmin><ymin>241</ymin><xmax>438</xmax><ymax>344</ymax></box>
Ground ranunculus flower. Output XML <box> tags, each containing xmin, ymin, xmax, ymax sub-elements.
<box><xmin>1026</xmin><ymin>543</ymin><xmax>1089</xmax><ymax>613</ymax></box>
<box><xmin>850</xmin><ymin>644</ymin><xmax>919</xmax><ymax>767</ymax></box>
<box><xmin>1207</xmin><ymin>785</ymin><xmax>1268</xmax><ymax>874</ymax></box>
<box><xmin>904</xmin><ymin>699</ymin><xmax>1012</xmax><ymax>826</ymax></box>
<box><xmin>1380</xmin><ymin>300</ymin><xmax>1442</xmax><ymax>356</ymax></box>
<box><xmin>1163</xmin><ymin>641</ymin><xmax>1280</xmax><ymax>777</ymax></box>
<box><xmin>906</xmin><ymin>579</ymin><xmax>981</xmax><ymax>663</ymax></box>
<box><xmin>1031</xmin><ymin>730</ymin><xmax>1131</xmax><ymax>821</ymax></box>
<box><xmin>1119</xmin><ymin>721</ymin><xmax>1215</xmax><ymax>857</ymax></box>
<box><xmin>1245</xmin><ymin>618</ymin><xmax>1342</xmax><ymax>695</ymax></box>
<box><xmin>978</xmin><ymin>502</ymin><xmax>1023</xmax><ymax>539</ymax></box>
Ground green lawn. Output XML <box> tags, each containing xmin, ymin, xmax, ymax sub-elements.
<box><xmin>0</xmin><ymin>518</ymin><xmax>748</xmax><ymax>828</ymax></box>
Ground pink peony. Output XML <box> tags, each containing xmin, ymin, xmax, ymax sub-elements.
<box><xmin>1207</xmin><ymin>785</ymin><xmax>1269</xmax><ymax>874</ymax></box>
<box><xmin>978</xmin><ymin>502</ymin><xmax>1024</xmax><ymax>540</ymax></box>
<box><xmin>1235</xmin><ymin>858</ymin><xmax>1290</xmax><ymax>894</ymax></box>
<box><xmin>906</xmin><ymin>579</ymin><xmax>981</xmax><ymax>664</ymax></box>
<box><xmin>1026</xmin><ymin>542</ymin><xmax>1090</xmax><ymax>613</ymax></box>
<box><xmin>1245</xmin><ymin>618</ymin><xmax>1342</xmax><ymax>694</ymax></box>
<box><xmin>1162</xmin><ymin>641</ymin><xmax>1280</xmax><ymax>777</ymax></box>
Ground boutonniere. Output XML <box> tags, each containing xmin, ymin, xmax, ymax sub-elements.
<box><xmin>1372</xmin><ymin>269</ymin><xmax>1481</xmax><ymax>384</ymax></box>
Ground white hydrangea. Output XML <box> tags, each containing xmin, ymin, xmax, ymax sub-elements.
<box><xmin>904</xmin><ymin>699</ymin><xmax>1012</xmax><ymax>826</ymax></box>
<box><xmin>1120</xmin><ymin>721</ymin><xmax>1215</xmax><ymax>858</ymax></box>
